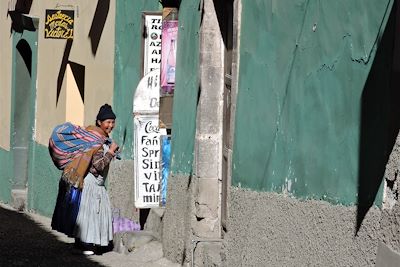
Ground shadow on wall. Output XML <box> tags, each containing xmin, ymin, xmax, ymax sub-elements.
<box><xmin>213</xmin><ymin>0</ymin><xmax>233</xmax><ymax>51</ymax></box>
<box><xmin>357</xmin><ymin>2</ymin><xmax>400</xmax><ymax>234</ymax></box>
<box><xmin>89</xmin><ymin>0</ymin><xmax>110</xmax><ymax>56</ymax></box>
<box><xmin>16</xmin><ymin>39</ymin><xmax>32</xmax><ymax>76</ymax></box>
<box><xmin>0</xmin><ymin>206</ymin><xmax>106</xmax><ymax>266</ymax></box>
<box><xmin>68</xmin><ymin>61</ymin><xmax>86</xmax><ymax>103</ymax></box>
<box><xmin>159</xmin><ymin>0</ymin><xmax>181</xmax><ymax>8</ymax></box>
<box><xmin>56</xmin><ymin>40</ymin><xmax>86</xmax><ymax>107</ymax></box>
<box><xmin>57</xmin><ymin>39</ymin><xmax>73</xmax><ymax>105</ymax></box>
<box><xmin>7</xmin><ymin>0</ymin><xmax>33</xmax><ymax>33</ymax></box>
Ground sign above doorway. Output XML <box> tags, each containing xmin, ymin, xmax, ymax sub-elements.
<box><xmin>44</xmin><ymin>9</ymin><xmax>74</xmax><ymax>39</ymax></box>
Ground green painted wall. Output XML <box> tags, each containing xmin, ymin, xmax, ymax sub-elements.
<box><xmin>28</xmin><ymin>142</ymin><xmax>61</xmax><ymax>216</ymax></box>
<box><xmin>10</xmin><ymin>30</ymin><xmax>58</xmax><ymax>216</ymax></box>
<box><xmin>233</xmin><ymin>0</ymin><xmax>395</xmax><ymax>205</ymax></box>
<box><xmin>113</xmin><ymin>0</ymin><xmax>201</xmax><ymax>174</ymax></box>
<box><xmin>12</xmin><ymin>31</ymin><xmax>37</xmax><ymax>190</ymax></box>
<box><xmin>113</xmin><ymin>0</ymin><xmax>161</xmax><ymax>159</ymax></box>
<box><xmin>0</xmin><ymin>148</ymin><xmax>12</xmax><ymax>203</ymax></box>
<box><xmin>169</xmin><ymin>0</ymin><xmax>201</xmax><ymax>174</ymax></box>
<box><xmin>9</xmin><ymin>31</ymin><xmax>40</xmax><ymax>211</ymax></box>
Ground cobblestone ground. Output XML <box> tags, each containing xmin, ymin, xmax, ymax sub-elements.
<box><xmin>0</xmin><ymin>203</ymin><xmax>181</xmax><ymax>267</ymax></box>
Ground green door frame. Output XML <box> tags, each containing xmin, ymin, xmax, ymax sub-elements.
<box><xmin>10</xmin><ymin>23</ymin><xmax>38</xmax><ymax>205</ymax></box>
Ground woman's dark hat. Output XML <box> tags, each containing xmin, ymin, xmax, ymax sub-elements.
<box><xmin>96</xmin><ymin>104</ymin><xmax>116</xmax><ymax>121</ymax></box>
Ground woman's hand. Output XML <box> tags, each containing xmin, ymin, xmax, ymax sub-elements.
<box><xmin>109</xmin><ymin>142</ymin><xmax>119</xmax><ymax>155</ymax></box>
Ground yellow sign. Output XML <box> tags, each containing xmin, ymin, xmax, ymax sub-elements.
<box><xmin>44</xmin><ymin>10</ymin><xmax>74</xmax><ymax>39</ymax></box>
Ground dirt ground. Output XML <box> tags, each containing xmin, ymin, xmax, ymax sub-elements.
<box><xmin>0</xmin><ymin>203</ymin><xmax>181</xmax><ymax>267</ymax></box>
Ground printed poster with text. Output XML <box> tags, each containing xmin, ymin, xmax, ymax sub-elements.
<box><xmin>143</xmin><ymin>14</ymin><xmax>162</xmax><ymax>76</ymax></box>
<box><xmin>160</xmin><ymin>20</ymin><xmax>178</xmax><ymax>95</ymax></box>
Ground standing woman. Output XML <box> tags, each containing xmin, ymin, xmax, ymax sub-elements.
<box><xmin>74</xmin><ymin>104</ymin><xmax>119</xmax><ymax>255</ymax></box>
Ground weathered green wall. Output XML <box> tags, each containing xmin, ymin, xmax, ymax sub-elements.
<box><xmin>28</xmin><ymin>142</ymin><xmax>60</xmax><ymax>216</ymax></box>
<box><xmin>169</xmin><ymin>0</ymin><xmax>201</xmax><ymax>174</ymax></box>
<box><xmin>113</xmin><ymin>0</ymin><xmax>200</xmax><ymax>175</ymax></box>
<box><xmin>113</xmin><ymin>0</ymin><xmax>161</xmax><ymax>159</ymax></box>
<box><xmin>0</xmin><ymin>149</ymin><xmax>12</xmax><ymax>203</ymax></box>
<box><xmin>233</xmin><ymin>0</ymin><xmax>395</xmax><ymax>205</ymax></box>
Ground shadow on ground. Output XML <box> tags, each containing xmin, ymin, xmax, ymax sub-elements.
<box><xmin>0</xmin><ymin>207</ymin><xmax>106</xmax><ymax>267</ymax></box>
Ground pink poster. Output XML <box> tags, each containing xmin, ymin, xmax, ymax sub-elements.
<box><xmin>161</xmin><ymin>20</ymin><xmax>178</xmax><ymax>95</ymax></box>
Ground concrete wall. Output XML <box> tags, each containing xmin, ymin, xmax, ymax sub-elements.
<box><xmin>224</xmin><ymin>135</ymin><xmax>400</xmax><ymax>266</ymax></box>
<box><xmin>107</xmin><ymin>160</ymin><xmax>137</xmax><ymax>220</ymax></box>
<box><xmin>0</xmin><ymin>2</ymin><xmax>13</xmax><ymax>151</ymax></box>
<box><xmin>29</xmin><ymin>0</ymin><xmax>116</xmax><ymax>145</ymax></box>
<box><xmin>162</xmin><ymin>173</ymin><xmax>194</xmax><ymax>265</ymax></box>
<box><xmin>224</xmin><ymin>136</ymin><xmax>400</xmax><ymax>267</ymax></box>
<box><xmin>381</xmin><ymin>131</ymin><xmax>400</xmax><ymax>256</ymax></box>
<box><xmin>225</xmin><ymin>188</ymin><xmax>381</xmax><ymax>266</ymax></box>
<box><xmin>162</xmin><ymin>173</ymin><xmax>222</xmax><ymax>266</ymax></box>
<box><xmin>0</xmin><ymin>2</ymin><xmax>13</xmax><ymax>203</ymax></box>
<box><xmin>192</xmin><ymin>0</ymin><xmax>225</xmax><ymax>239</ymax></box>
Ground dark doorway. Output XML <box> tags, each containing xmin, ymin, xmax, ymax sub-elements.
<box><xmin>214</xmin><ymin>0</ymin><xmax>234</xmax><ymax>230</ymax></box>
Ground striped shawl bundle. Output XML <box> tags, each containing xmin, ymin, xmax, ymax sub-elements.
<box><xmin>49</xmin><ymin>122</ymin><xmax>107</xmax><ymax>188</ymax></box>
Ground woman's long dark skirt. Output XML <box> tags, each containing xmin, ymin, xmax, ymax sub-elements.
<box><xmin>51</xmin><ymin>179</ymin><xmax>81</xmax><ymax>237</ymax></box>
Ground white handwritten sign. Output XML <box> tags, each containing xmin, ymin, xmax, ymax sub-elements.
<box><xmin>143</xmin><ymin>13</ymin><xmax>162</xmax><ymax>76</ymax></box>
<box><xmin>133</xmin><ymin>69</ymin><xmax>160</xmax><ymax>113</ymax></box>
<box><xmin>133</xmin><ymin>69</ymin><xmax>161</xmax><ymax>208</ymax></box>
<box><xmin>134</xmin><ymin>115</ymin><xmax>161</xmax><ymax>207</ymax></box>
